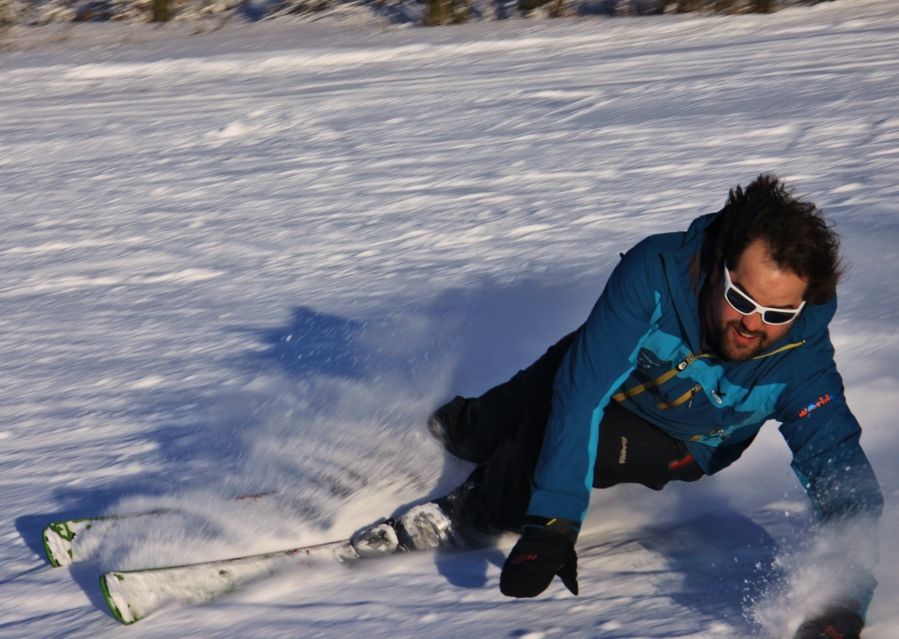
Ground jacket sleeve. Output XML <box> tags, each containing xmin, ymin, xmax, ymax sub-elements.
<box><xmin>526</xmin><ymin>240</ymin><xmax>665</xmax><ymax>529</ymax></box>
<box><xmin>776</xmin><ymin>337</ymin><xmax>883</xmax><ymax>523</ymax></box>
<box><xmin>776</xmin><ymin>333</ymin><xmax>883</xmax><ymax>616</ymax></box>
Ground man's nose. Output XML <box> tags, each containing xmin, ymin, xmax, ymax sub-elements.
<box><xmin>742</xmin><ymin>312</ymin><xmax>765</xmax><ymax>333</ymax></box>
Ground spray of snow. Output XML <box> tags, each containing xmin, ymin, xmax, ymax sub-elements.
<box><xmin>1</xmin><ymin>1</ymin><xmax>897</xmax><ymax>637</ymax></box>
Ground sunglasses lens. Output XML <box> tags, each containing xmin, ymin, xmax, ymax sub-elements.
<box><xmin>763</xmin><ymin>310</ymin><xmax>798</xmax><ymax>325</ymax></box>
<box><xmin>725</xmin><ymin>287</ymin><xmax>757</xmax><ymax>314</ymax></box>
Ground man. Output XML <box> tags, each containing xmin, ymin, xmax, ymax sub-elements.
<box><xmin>351</xmin><ymin>175</ymin><xmax>882</xmax><ymax>639</ymax></box>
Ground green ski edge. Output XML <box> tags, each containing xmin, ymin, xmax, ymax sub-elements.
<box><xmin>100</xmin><ymin>572</ymin><xmax>140</xmax><ymax>625</ymax></box>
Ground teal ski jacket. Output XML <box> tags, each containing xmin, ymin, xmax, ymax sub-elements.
<box><xmin>528</xmin><ymin>212</ymin><xmax>883</xmax><ymax>535</ymax></box>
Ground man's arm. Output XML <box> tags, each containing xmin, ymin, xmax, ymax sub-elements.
<box><xmin>527</xmin><ymin>240</ymin><xmax>666</xmax><ymax>527</ymax></box>
<box><xmin>777</xmin><ymin>345</ymin><xmax>883</xmax><ymax>633</ymax></box>
<box><xmin>501</xmin><ymin>240</ymin><xmax>666</xmax><ymax>598</ymax></box>
<box><xmin>778</xmin><ymin>361</ymin><xmax>883</xmax><ymax>524</ymax></box>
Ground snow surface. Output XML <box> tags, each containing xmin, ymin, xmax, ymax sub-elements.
<box><xmin>1</xmin><ymin>1</ymin><xmax>898</xmax><ymax>637</ymax></box>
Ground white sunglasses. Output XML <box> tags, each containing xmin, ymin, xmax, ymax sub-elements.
<box><xmin>723</xmin><ymin>265</ymin><xmax>805</xmax><ymax>325</ymax></box>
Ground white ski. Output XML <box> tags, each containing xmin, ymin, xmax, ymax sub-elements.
<box><xmin>42</xmin><ymin>493</ymin><xmax>273</xmax><ymax>567</ymax></box>
<box><xmin>43</xmin><ymin>512</ymin><xmax>170</xmax><ymax>568</ymax></box>
<box><xmin>100</xmin><ymin>539</ymin><xmax>358</xmax><ymax>624</ymax></box>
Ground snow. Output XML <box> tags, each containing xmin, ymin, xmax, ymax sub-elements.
<box><xmin>1</xmin><ymin>0</ymin><xmax>898</xmax><ymax>637</ymax></box>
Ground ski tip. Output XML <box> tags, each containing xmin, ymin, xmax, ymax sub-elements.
<box><xmin>41</xmin><ymin>522</ymin><xmax>74</xmax><ymax>568</ymax></box>
<box><xmin>99</xmin><ymin>573</ymin><xmax>139</xmax><ymax>625</ymax></box>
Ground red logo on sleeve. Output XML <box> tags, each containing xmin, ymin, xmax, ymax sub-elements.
<box><xmin>797</xmin><ymin>394</ymin><xmax>831</xmax><ymax>418</ymax></box>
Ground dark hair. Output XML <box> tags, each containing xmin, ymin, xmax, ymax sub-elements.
<box><xmin>701</xmin><ymin>173</ymin><xmax>843</xmax><ymax>304</ymax></box>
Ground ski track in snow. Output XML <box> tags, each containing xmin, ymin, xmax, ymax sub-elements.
<box><xmin>1</xmin><ymin>1</ymin><xmax>898</xmax><ymax>637</ymax></box>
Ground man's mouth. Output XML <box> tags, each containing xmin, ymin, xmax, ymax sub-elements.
<box><xmin>731</xmin><ymin>324</ymin><xmax>762</xmax><ymax>345</ymax></box>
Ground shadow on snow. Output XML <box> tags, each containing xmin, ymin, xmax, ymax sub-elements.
<box><xmin>19</xmin><ymin>274</ymin><xmax>657</xmax><ymax>620</ymax></box>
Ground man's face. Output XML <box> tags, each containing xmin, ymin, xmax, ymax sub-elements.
<box><xmin>707</xmin><ymin>239</ymin><xmax>808</xmax><ymax>361</ymax></box>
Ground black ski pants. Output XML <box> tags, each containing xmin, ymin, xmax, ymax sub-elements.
<box><xmin>455</xmin><ymin>330</ymin><xmax>704</xmax><ymax>533</ymax></box>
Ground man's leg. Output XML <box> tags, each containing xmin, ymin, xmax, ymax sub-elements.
<box><xmin>591</xmin><ymin>400</ymin><xmax>704</xmax><ymax>489</ymax></box>
<box><xmin>466</xmin><ymin>400</ymin><xmax>704</xmax><ymax>535</ymax></box>
<box><xmin>363</xmin><ymin>331</ymin><xmax>578</xmax><ymax>554</ymax></box>
<box><xmin>430</xmin><ymin>331</ymin><xmax>578</xmax><ymax>464</ymax></box>
<box><xmin>373</xmin><ymin>400</ymin><xmax>704</xmax><ymax>553</ymax></box>
<box><xmin>468</xmin><ymin>407</ymin><xmax>551</xmax><ymax>533</ymax></box>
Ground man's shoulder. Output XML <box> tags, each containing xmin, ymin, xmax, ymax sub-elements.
<box><xmin>769</xmin><ymin>312</ymin><xmax>840</xmax><ymax>401</ymax></box>
<box><xmin>789</xmin><ymin>297</ymin><xmax>838</xmax><ymax>344</ymax></box>
<box><xmin>627</xmin><ymin>213</ymin><xmax>716</xmax><ymax>259</ymax></box>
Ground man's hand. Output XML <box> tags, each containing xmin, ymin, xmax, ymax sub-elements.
<box><xmin>793</xmin><ymin>605</ymin><xmax>864</xmax><ymax>639</ymax></box>
<box><xmin>500</xmin><ymin>526</ymin><xmax>578</xmax><ymax>598</ymax></box>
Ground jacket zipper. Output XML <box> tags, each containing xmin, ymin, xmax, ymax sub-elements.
<box><xmin>612</xmin><ymin>340</ymin><xmax>805</xmax><ymax>410</ymax></box>
<box><xmin>612</xmin><ymin>353</ymin><xmax>709</xmax><ymax>404</ymax></box>
<box><xmin>656</xmin><ymin>383</ymin><xmax>703</xmax><ymax>410</ymax></box>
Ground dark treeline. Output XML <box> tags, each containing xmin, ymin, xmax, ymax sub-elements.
<box><xmin>0</xmin><ymin>0</ymin><xmax>837</xmax><ymax>28</ymax></box>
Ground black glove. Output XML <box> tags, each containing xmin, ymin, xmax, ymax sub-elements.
<box><xmin>500</xmin><ymin>526</ymin><xmax>578</xmax><ymax>598</ymax></box>
<box><xmin>793</xmin><ymin>605</ymin><xmax>864</xmax><ymax>639</ymax></box>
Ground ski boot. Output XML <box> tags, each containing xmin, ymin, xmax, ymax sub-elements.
<box><xmin>348</xmin><ymin>470</ymin><xmax>497</xmax><ymax>559</ymax></box>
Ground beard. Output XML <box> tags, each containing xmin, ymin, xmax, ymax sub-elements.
<box><xmin>711</xmin><ymin>319</ymin><xmax>770</xmax><ymax>361</ymax></box>
<box><xmin>701</xmin><ymin>280</ymin><xmax>771</xmax><ymax>361</ymax></box>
